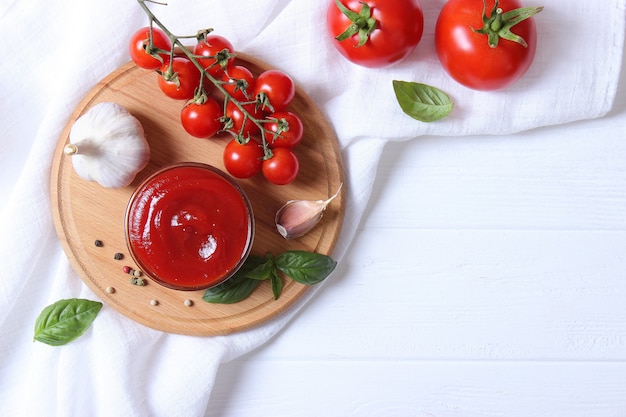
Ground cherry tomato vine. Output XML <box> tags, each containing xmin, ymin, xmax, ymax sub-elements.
<box><xmin>132</xmin><ymin>0</ymin><xmax>301</xmax><ymax>185</ymax></box>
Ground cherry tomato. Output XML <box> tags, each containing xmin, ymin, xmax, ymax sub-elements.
<box><xmin>225</xmin><ymin>101</ymin><xmax>262</xmax><ymax>137</ymax></box>
<box><xmin>254</xmin><ymin>70</ymin><xmax>295</xmax><ymax>112</ymax></box>
<box><xmin>193</xmin><ymin>34</ymin><xmax>235</xmax><ymax>77</ymax></box>
<box><xmin>262</xmin><ymin>148</ymin><xmax>299</xmax><ymax>185</ymax></box>
<box><xmin>266</xmin><ymin>111</ymin><xmax>304</xmax><ymax>148</ymax></box>
<box><xmin>223</xmin><ymin>139</ymin><xmax>264</xmax><ymax>179</ymax></box>
<box><xmin>435</xmin><ymin>0</ymin><xmax>542</xmax><ymax>91</ymax></box>
<box><xmin>180</xmin><ymin>97</ymin><xmax>223</xmax><ymax>138</ymax></box>
<box><xmin>129</xmin><ymin>26</ymin><xmax>171</xmax><ymax>70</ymax></box>
<box><xmin>157</xmin><ymin>57</ymin><xmax>201</xmax><ymax>100</ymax></box>
<box><xmin>220</xmin><ymin>65</ymin><xmax>256</xmax><ymax>100</ymax></box>
<box><xmin>326</xmin><ymin>0</ymin><xmax>424</xmax><ymax>68</ymax></box>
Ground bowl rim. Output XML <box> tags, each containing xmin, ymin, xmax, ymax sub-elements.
<box><xmin>124</xmin><ymin>162</ymin><xmax>255</xmax><ymax>291</ymax></box>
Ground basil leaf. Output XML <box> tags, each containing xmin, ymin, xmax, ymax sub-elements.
<box><xmin>245</xmin><ymin>254</ymin><xmax>276</xmax><ymax>281</ymax></box>
<box><xmin>392</xmin><ymin>80</ymin><xmax>453</xmax><ymax>122</ymax></box>
<box><xmin>270</xmin><ymin>270</ymin><xmax>283</xmax><ymax>300</ymax></box>
<box><xmin>33</xmin><ymin>299</ymin><xmax>102</xmax><ymax>346</ymax></box>
<box><xmin>204</xmin><ymin>251</ymin><xmax>338</xmax><ymax>303</ymax></box>
<box><xmin>239</xmin><ymin>254</ymin><xmax>267</xmax><ymax>272</ymax></box>
<box><xmin>202</xmin><ymin>275</ymin><xmax>261</xmax><ymax>304</ymax></box>
<box><xmin>275</xmin><ymin>250</ymin><xmax>337</xmax><ymax>285</ymax></box>
<box><xmin>202</xmin><ymin>255</ymin><xmax>267</xmax><ymax>303</ymax></box>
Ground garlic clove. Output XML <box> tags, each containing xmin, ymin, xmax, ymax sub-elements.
<box><xmin>275</xmin><ymin>200</ymin><xmax>326</xmax><ymax>239</ymax></box>
<box><xmin>275</xmin><ymin>183</ymin><xmax>343</xmax><ymax>239</ymax></box>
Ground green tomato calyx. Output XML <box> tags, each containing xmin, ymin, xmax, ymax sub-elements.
<box><xmin>473</xmin><ymin>0</ymin><xmax>543</xmax><ymax>48</ymax></box>
<box><xmin>333</xmin><ymin>0</ymin><xmax>377</xmax><ymax>47</ymax></box>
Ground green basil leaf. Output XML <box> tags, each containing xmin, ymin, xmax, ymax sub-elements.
<box><xmin>270</xmin><ymin>270</ymin><xmax>283</xmax><ymax>300</ymax></box>
<box><xmin>240</xmin><ymin>254</ymin><xmax>267</xmax><ymax>272</ymax></box>
<box><xmin>33</xmin><ymin>299</ymin><xmax>102</xmax><ymax>346</ymax></box>
<box><xmin>392</xmin><ymin>80</ymin><xmax>453</xmax><ymax>122</ymax></box>
<box><xmin>275</xmin><ymin>250</ymin><xmax>337</xmax><ymax>285</ymax></box>
<box><xmin>202</xmin><ymin>255</ymin><xmax>266</xmax><ymax>303</ymax></box>
<box><xmin>245</xmin><ymin>254</ymin><xmax>276</xmax><ymax>281</ymax></box>
<box><xmin>202</xmin><ymin>275</ymin><xmax>261</xmax><ymax>304</ymax></box>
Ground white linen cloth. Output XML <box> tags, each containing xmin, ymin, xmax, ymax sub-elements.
<box><xmin>0</xmin><ymin>0</ymin><xmax>623</xmax><ymax>415</ymax></box>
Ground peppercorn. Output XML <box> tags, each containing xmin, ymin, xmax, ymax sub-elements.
<box><xmin>114</xmin><ymin>252</ymin><xmax>124</xmax><ymax>260</ymax></box>
<box><xmin>94</xmin><ymin>240</ymin><xmax>103</xmax><ymax>247</ymax></box>
<box><xmin>130</xmin><ymin>276</ymin><xmax>146</xmax><ymax>286</ymax></box>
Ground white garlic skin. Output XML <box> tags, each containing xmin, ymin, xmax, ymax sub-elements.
<box><xmin>67</xmin><ymin>102</ymin><xmax>150</xmax><ymax>188</ymax></box>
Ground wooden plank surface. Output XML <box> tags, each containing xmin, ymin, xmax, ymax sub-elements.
<box><xmin>210</xmin><ymin>360</ymin><xmax>626</xmax><ymax>417</ymax></box>
<box><xmin>50</xmin><ymin>55</ymin><xmax>345</xmax><ymax>336</ymax></box>
<box><xmin>207</xmin><ymin>105</ymin><xmax>626</xmax><ymax>415</ymax></box>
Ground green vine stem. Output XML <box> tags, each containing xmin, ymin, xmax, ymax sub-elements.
<box><xmin>136</xmin><ymin>0</ymin><xmax>276</xmax><ymax>156</ymax></box>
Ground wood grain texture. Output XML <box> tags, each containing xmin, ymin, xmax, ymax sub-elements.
<box><xmin>50</xmin><ymin>55</ymin><xmax>345</xmax><ymax>336</ymax></box>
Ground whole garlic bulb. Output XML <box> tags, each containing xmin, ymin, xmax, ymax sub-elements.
<box><xmin>64</xmin><ymin>102</ymin><xmax>150</xmax><ymax>188</ymax></box>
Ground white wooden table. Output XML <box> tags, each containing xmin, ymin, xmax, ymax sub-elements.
<box><xmin>207</xmin><ymin>56</ymin><xmax>626</xmax><ymax>416</ymax></box>
<box><xmin>1</xmin><ymin>3</ymin><xmax>623</xmax><ymax>416</ymax></box>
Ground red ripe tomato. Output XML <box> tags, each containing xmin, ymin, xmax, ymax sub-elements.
<box><xmin>180</xmin><ymin>97</ymin><xmax>223</xmax><ymax>138</ymax></box>
<box><xmin>157</xmin><ymin>57</ymin><xmax>201</xmax><ymax>100</ymax></box>
<box><xmin>220</xmin><ymin>65</ymin><xmax>256</xmax><ymax>100</ymax></box>
<box><xmin>266</xmin><ymin>111</ymin><xmax>304</xmax><ymax>148</ymax></box>
<box><xmin>223</xmin><ymin>139</ymin><xmax>264</xmax><ymax>179</ymax></box>
<box><xmin>193</xmin><ymin>34</ymin><xmax>235</xmax><ymax>77</ymax></box>
<box><xmin>435</xmin><ymin>0</ymin><xmax>542</xmax><ymax>91</ymax></box>
<box><xmin>326</xmin><ymin>0</ymin><xmax>424</xmax><ymax>68</ymax></box>
<box><xmin>262</xmin><ymin>148</ymin><xmax>299</xmax><ymax>185</ymax></box>
<box><xmin>129</xmin><ymin>27</ymin><xmax>171</xmax><ymax>70</ymax></box>
<box><xmin>225</xmin><ymin>101</ymin><xmax>262</xmax><ymax>137</ymax></box>
<box><xmin>254</xmin><ymin>70</ymin><xmax>295</xmax><ymax>112</ymax></box>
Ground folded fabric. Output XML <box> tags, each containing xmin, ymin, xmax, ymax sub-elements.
<box><xmin>0</xmin><ymin>0</ymin><xmax>623</xmax><ymax>416</ymax></box>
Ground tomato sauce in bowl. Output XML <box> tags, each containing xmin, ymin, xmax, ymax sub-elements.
<box><xmin>125</xmin><ymin>163</ymin><xmax>254</xmax><ymax>291</ymax></box>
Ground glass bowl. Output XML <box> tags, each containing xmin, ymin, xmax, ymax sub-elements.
<box><xmin>125</xmin><ymin>162</ymin><xmax>254</xmax><ymax>291</ymax></box>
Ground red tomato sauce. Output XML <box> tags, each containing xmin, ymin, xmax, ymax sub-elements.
<box><xmin>126</xmin><ymin>163</ymin><xmax>254</xmax><ymax>290</ymax></box>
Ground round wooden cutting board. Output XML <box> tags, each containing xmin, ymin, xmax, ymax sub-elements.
<box><xmin>50</xmin><ymin>54</ymin><xmax>345</xmax><ymax>336</ymax></box>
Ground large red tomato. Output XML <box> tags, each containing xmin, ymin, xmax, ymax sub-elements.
<box><xmin>435</xmin><ymin>0</ymin><xmax>543</xmax><ymax>91</ymax></box>
<box><xmin>326</xmin><ymin>0</ymin><xmax>424</xmax><ymax>68</ymax></box>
